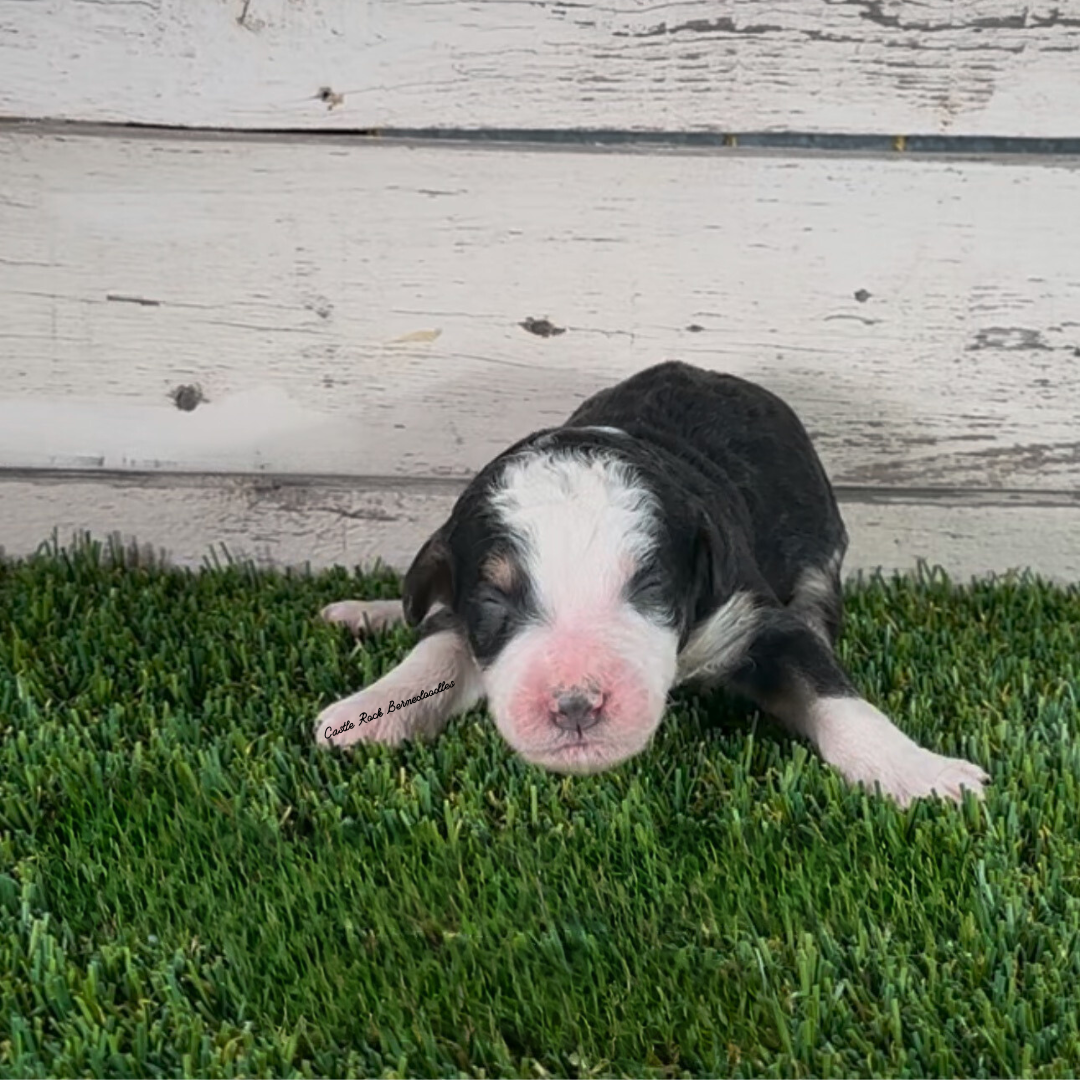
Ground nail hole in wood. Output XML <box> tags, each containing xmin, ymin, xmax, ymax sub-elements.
<box><xmin>170</xmin><ymin>384</ymin><xmax>205</xmax><ymax>412</ymax></box>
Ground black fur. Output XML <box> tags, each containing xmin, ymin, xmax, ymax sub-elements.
<box><xmin>404</xmin><ymin>360</ymin><xmax>849</xmax><ymax>684</ymax></box>
<box><xmin>565</xmin><ymin>360</ymin><xmax>848</xmax><ymax>609</ymax></box>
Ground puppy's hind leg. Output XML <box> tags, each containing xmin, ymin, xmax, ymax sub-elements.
<box><xmin>724</xmin><ymin>608</ymin><xmax>989</xmax><ymax>807</ymax></box>
<box><xmin>315</xmin><ymin>618</ymin><xmax>484</xmax><ymax>751</ymax></box>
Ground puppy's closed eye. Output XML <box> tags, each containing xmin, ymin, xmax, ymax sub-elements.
<box><xmin>476</xmin><ymin>582</ymin><xmax>516</xmax><ymax>621</ymax></box>
<box><xmin>626</xmin><ymin>566</ymin><xmax>669</xmax><ymax>618</ymax></box>
<box><xmin>469</xmin><ymin>582</ymin><xmax>529</xmax><ymax>659</ymax></box>
<box><xmin>477</xmin><ymin>583</ymin><xmax>511</xmax><ymax>611</ymax></box>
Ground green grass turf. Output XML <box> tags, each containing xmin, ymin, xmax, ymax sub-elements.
<box><xmin>1</xmin><ymin>536</ymin><xmax>1079</xmax><ymax>1079</ymax></box>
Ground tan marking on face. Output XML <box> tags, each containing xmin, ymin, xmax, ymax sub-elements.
<box><xmin>483</xmin><ymin>553</ymin><xmax>516</xmax><ymax>592</ymax></box>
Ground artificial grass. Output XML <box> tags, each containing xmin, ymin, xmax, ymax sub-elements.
<box><xmin>1</xmin><ymin>537</ymin><xmax>1079</xmax><ymax>1079</ymax></box>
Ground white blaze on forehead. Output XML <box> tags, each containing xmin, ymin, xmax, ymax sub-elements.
<box><xmin>489</xmin><ymin>449</ymin><xmax>659</xmax><ymax>616</ymax></box>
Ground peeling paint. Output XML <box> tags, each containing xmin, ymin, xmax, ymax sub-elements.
<box><xmin>316</xmin><ymin>86</ymin><xmax>345</xmax><ymax>109</ymax></box>
<box><xmin>824</xmin><ymin>312</ymin><xmax>881</xmax><ymax>325</ymax></box>
<box><xmin>107</xmin><ymin>293</ymin><xmax>160</xmax><ymax>307</ymax></box>
<box><xmin>309</xmin><ymin>504</ymin><xmax>399</xmax><ymax>523</ymax></box>
<box><xmin>520</xmin><ymin>317</ymin><xmax>566</xmax><ymax>338</ymax></box>
<box><xmin>969</xmin><ymin>327</ymin><xmax>1052</xmax><ymax>351</ymax></box>
<box><xmin>842</xmin><ymin>0</ymin><xmax>1080</xmax><ymax>33</ymax></box>
<box><xmin>620</xmin><ymin>17</ymin><xmax>782</xmax><ymax>38</ymax></box>
<box><xmin>5</xmin><ymin>0</ymin><xmax>1080</xmax><ymax>137</ymax></box>
<box><xmin>840</xmin><ymin>440</ymin><xmax>1080</xmax><ymax>487</ymax></box>
<box><xmin>170</xmin><ymin>384</ymin><xmax>206</xmax><ymax>412</ymax></box>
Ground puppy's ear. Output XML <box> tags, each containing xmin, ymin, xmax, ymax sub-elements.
<box><xmin>403</xmin><ymin>528</ymin><xmax>454</xmax><ymax>626</ymax></box>
<box><xmin>689</xmin><ymin>505</ymin><xmax>729</xmax><ymax>628</ymax></box>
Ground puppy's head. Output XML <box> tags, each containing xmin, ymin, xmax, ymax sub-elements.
<box><xmin>403</xmin><ymin>430</ymin><xmax>727</xmax><ymax>773</ymax></box>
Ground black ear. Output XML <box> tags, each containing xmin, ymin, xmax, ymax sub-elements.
<box><xmin>402</xmin><ymin>527</ymin><xmax>455</xmax><ymax>626</ymax></box>
<box><xmin>689</xmin><ymin>505</ymin><xmax>728</xmax><ymax>629</ymax></box>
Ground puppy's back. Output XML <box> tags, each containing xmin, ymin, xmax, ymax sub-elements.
<box><xmin>566</xmin><ymin>360</ymin><xmax>847</xmax><ymax>599</ymax></box>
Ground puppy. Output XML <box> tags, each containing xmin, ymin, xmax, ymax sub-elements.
<box><xmin>314</xmin><ymin>361</ymin><xmax>988</xmax><ymax>807</ymax></box>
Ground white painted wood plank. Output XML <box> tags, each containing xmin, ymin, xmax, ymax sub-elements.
<box><xmin>0</xmin><ymin>474</ymin><xmax>457</xmax><ymax>573</ymax></box>
<box><xmin>1</xmin><ymin>0</ymin><xmax>1079</xmax><ymax>136</ymax></box>
<box><xmin>2</xmin><ymin>130</ymin><xmax>1080</xmax><ymax>491</ymax></box>
<box><xmin>3</xmin><ymin>475</ymin><xmax>1078</xmax><ymax>581</ymax></box>
<box><xmin>842</xmin><ymin>498</ymin><xmax>1080</xmax><ymax>584</ymax></box>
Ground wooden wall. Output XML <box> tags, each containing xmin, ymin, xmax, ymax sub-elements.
<box><xmin>1</xmin><ymin>0</ymin><xmax>1078</xmax><ymax>579</ymax></box>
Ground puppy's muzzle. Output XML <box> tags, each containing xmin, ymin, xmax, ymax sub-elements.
<box><xmin>551</xmin><ymin>687</ymin><xmax>604</xmax><ymax>733</ymax></box>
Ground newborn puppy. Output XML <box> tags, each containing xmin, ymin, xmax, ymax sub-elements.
<box><xmin>314</xmin><ymin>361</ymin><xmax>988</xmax><ymax>807</ymax></box>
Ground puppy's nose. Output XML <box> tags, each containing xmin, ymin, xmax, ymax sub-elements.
<box><xmin>552</xmin><ymin>690</ymin><xmax>602</xmax><ymax>732</ymax></box>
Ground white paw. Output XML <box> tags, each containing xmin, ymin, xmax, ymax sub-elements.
<box><xmin>813</xmin><ymin>697</ymin><xmax>989</xmax><ymax>808</ymax></box>
<box><xmin>313</xmin><ymin>689</ymin><xmax>410</xmax><ymax>750</ymax></box>
<box><xmin>853</xmin><ymin>745</ymin><xmax>989</xmax><ymax>808</ymax></box>
<box><xmin>320</xmin><ymin>599</ymin><xmax>404</xmax><ymax>637</ymax></box>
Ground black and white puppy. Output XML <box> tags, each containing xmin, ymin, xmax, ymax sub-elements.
<box><xmin>314</xmin><ymin>361</ymin><xmax>988</xmax><ymax>807</ymax></box>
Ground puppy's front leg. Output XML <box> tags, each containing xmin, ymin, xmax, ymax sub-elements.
<box><xmin>724</xmin><ymin>609</ymin><xmax>989</xmax><ymax>807</ymax></box>
<box><xmin>314</xmin><ymin>621</ymin><xmax>484</xmax><ymax>751</ymax></box>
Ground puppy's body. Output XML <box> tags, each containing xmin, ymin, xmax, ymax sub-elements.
<box><xmin>316</xmin><ymin>362</ymin><xmax>987</xmax><ymax>806</ymax></box>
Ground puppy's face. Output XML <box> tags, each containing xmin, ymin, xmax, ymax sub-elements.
<box><xmin>404</xmin><ymin>434</ymin><xmax>723</xmax><ymax>773</ymax></box>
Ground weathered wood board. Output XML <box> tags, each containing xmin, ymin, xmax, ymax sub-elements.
<box><xmin>1</xmin><ymin>0</ymin><xmax>1079</xmax><ymax>136</ymax></box>
<box><xmin>3</xmin><ymin>473</ymin><xmax>1077</xmax><ymax>580</ymax></box>
<box><xmin>0</xmin><ymin>473</ymin><xmax>457</xmax><ymax>573</ymax></box>
<box><xmin>2</xmin><ymin>128</ymin><xmax>1079</xmax><ymax>496</ymax></box>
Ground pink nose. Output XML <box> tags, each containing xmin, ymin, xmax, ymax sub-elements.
<box><xmin>551</xmin><ymin>688</ymin><xmax>604</xmax><ymax>732</ymax></box>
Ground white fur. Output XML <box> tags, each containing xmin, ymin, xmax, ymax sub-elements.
<box><xmin>575</xmin><ymin>425</ymin><xmax>629</xmax><ymax>437</ymax></box>
<box><xmin>676</xmin><ymin>590</ymin><xmax>760</xmax><ymax>685</ymax></box>
<box><xmin>489</xmin><ymin>449</ymin><xmax>661</xmax><ymax>618</ymax></box>
<box><xmin>482</xmin><ymin>448</ymin><xmax>680</xmax><ymax>771</ymax></box>
<box><xmin>806</xmin><ymin>696</ymin><xmax>989</xmax><ymax>807</ymax></box>
<box><xmin>320</xmin><ymin>599</ymin><xmax>406</xmax><ymax>636</ymax></box>
<box><xmin>314</xmin><ymin>628</ymin><xmax>483</xmax><ymax>749</ymax></box>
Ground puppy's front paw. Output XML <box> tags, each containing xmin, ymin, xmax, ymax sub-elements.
<box><xmin>836</xmin><ymin>739</ymin><xmax>989</xmax><ymax>808</ymax></box>
<box><xmin>314</xmin><ymin>689</ymin><xmax>409</xmax><ymax>751</ymax></box>
<box><xmin>876</xmin><ymin>748</ymin><xmax>989</xmax><ymax>808</ymax></box>
<box><xmin>320</xmin><ymin>599</ymin><xmax>404</xmax><ymax>637</ymax></box>
<box><xmin>814</xmin><ymin>698</ymin><xmax>989</xmax><ymax>809</ymax></box>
